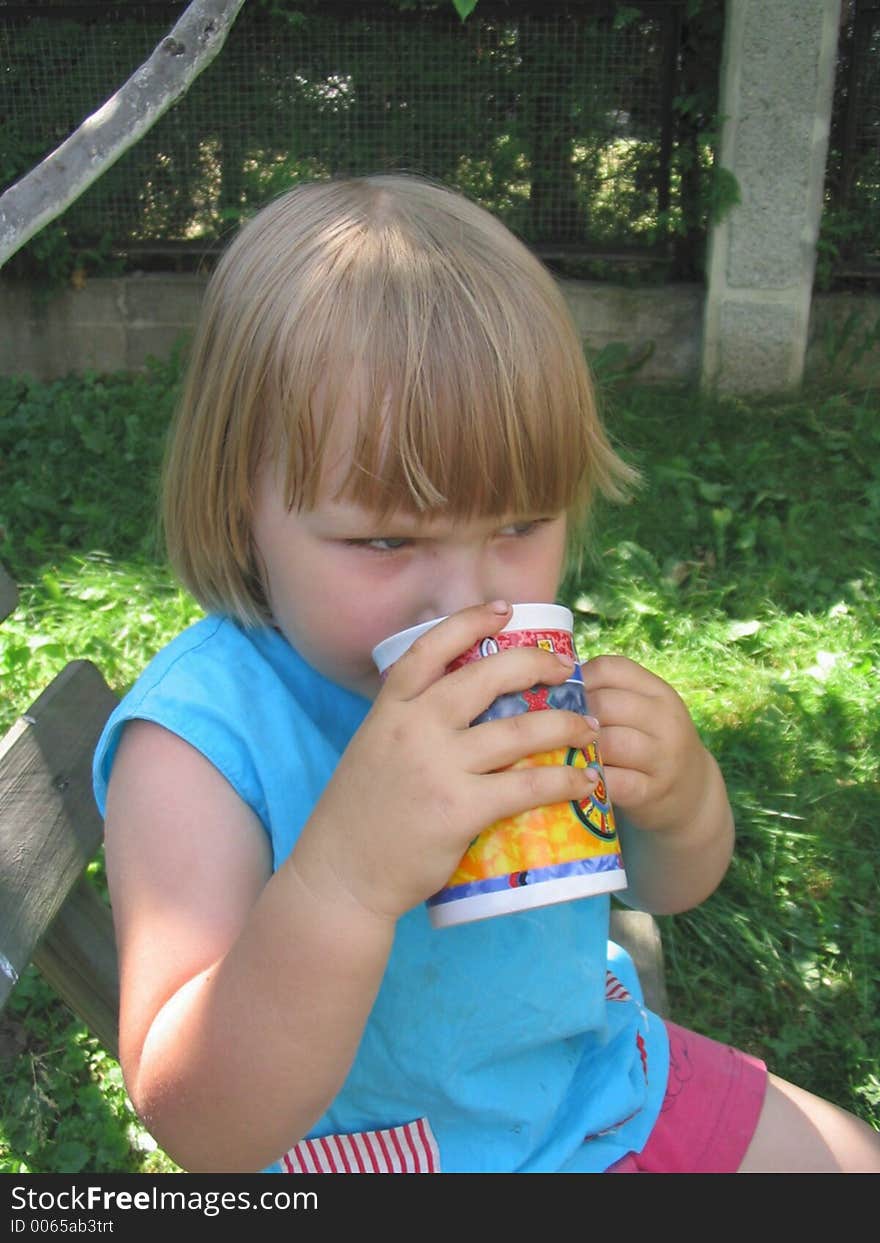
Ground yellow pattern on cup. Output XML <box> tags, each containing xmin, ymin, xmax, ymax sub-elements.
<box><xmin>448</xmin><ymin>743</ymin><xmax>618</xmax><ymax>887</ymax></box>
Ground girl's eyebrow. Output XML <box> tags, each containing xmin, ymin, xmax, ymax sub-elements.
<box><xmin>316</xmin><ymin>506</ymin><xmax>459</xmax><ymax>541</ymax></box>
<box><xmin>315</xmin><ymin>497</ymin><xmax>560</xmax><ymax>535</ymax></box>
<box><xmin>314</xmin><ymin>501</ymin><xmax>425</xmax><ymax>534</ymax></box>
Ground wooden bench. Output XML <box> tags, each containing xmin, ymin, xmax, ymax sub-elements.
<box><xmin>0</xmin><ymin>561</ymin><xmax>667</xmax><ymax>1081</ymax></box>
<box><xmin>0</xmin><ymin>563</ymin><xmax>120</xmax><ymax>1058</ymax></box>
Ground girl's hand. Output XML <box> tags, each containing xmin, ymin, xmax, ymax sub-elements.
<box><xmin>292</xmin><ymin>602</ymin><xmax>600</xmax><ymax>921</ymax></box>
<box><xmin>580</xmin><ymin>654</ymin><xmax>718</xmax><ymax>837</ymax></box>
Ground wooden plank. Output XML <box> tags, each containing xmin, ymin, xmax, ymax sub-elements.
<box><xmin>609</xmin><ymin>906</ymin><xmax>669</xmax><ymax>1017</ymax></box>
<box><xmin>0</xmin><ymin>563</ymin><xmax>17</xmax><ymax>624</ymax></box>
<box><xmin>0</xmin><ymin>661</ymin><xmax>118</xmax><ymax>1008</ymax></box>
<box><xmin>33</xmin><ymin>875</ymin><xmax>120</xmax><ymax>1059</ymax></box>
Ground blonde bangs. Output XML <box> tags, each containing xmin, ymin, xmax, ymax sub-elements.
<box><xmin>322</xmin><ymin>316</ymin><xmax>595</xmax><ymax>522</ymax></box>
<box><xmin>268</xmin><ymin>176</ymin><xmax>633</xmax><ymax>525</ymax></box>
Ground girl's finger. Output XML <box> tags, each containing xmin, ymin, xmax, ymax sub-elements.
<box><xmin>465</xmin><ymin>709</ymin><xmax>599</xmax><ymax>774</ymax></box>
<box><xmin>430</xmin><ymin>645</ymin><xmax>581</xmax><ymax>727</ymax></box>
<box><xmin>477</xmin><ymin>761</ymin><xmax>599</xmax><ymax>824</ymax></box>
<box><xmin>581</xmin><ymin>654</ymin><xmax>671</xmax><ymax>700</ymax></box>
<box><xmin>378</xmin><ymin>600</ymin><xmax>513</xmax><ymax>699</ymax></box>
<box><xmin>597</xmin><ymin>762</ymin><xmax>652</xmax><ymax>812</ymax></box>
<box><xmin>595</xmin><ymin>722</ymin><xmax>656</xmax><ymax>779</ymax></box>
<box><xmin>579</xmin><ymin>686</ymin><xmax>658</xmax><ymax>735</ymax></box>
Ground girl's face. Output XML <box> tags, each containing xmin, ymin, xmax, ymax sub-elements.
<box><xmin>252</xmin><ymin>402</ymin><xmax>567</xmax><ymax>699</ymax></box>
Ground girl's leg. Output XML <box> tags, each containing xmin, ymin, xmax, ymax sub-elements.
<box><xmin>738</xmin><ymin>1074</ymin><xmax>880</xmax><ymax>1173</ymax></box>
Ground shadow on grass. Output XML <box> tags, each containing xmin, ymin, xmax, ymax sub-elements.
<box><xmin>660</xmin><ymin>682</ymin><xmax>879</xmax><ymax>1126</ymax></box>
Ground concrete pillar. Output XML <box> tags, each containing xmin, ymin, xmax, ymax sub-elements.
<box><xmin>702</xmin><ymin>0</ymin><xmax>841</xmax><ymax>393</ymax></box>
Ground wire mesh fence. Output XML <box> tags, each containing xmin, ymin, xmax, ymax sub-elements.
<box><xmin>2</xmin><ymin>0</ymin><xmax>712</xmax><ymax>282</ymax></box>
<box><xmin>5</xmin><ymin>2</ymin><xmax>879</xmax><ymax>287</ymax></box>
<box><xmin>826</xmin><ymin>0</ymin><xmax>880</xmax><ymax>283</ymax></box>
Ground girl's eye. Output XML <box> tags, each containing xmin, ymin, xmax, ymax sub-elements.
<box><xmin>499</xmin><ymin>520</ymin><xmax>540</xmax><ymax>537</ymax></box>
<box><xmin>347</xmin><ymin>537</ymin><xmax>410</xmax><ymax>552</ymax></box>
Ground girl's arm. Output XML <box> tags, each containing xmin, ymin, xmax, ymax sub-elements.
<box><xmin>105</xmin><ymin>718</ymin><xmax>396</xmax><ymax>1173</ymax></box>
<box><xmin>580</xmin><ymin>654</ymin><xmax>735</xmax><ymax>915</ymax></box>
<box><xmin>613</xmin><ymin>749</ymin><xmax>734</xmax><ymax>915</ymax></box>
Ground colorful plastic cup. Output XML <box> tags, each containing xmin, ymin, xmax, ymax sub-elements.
<box><xmin>371</xmin><ymin>603</ymin><xmax>627</xmax><ymax>928</ymax></box>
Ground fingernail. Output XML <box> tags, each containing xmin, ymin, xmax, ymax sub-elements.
<box><xmin>584</xmin><ymin>715</ymin><xmax>600</xmax><ymax>730</ymax></box>
<box><xmin>490</xmin><ymin>600</ymin><xmax>511</xmax><ymax>614</ymax></box>
<box><xmin>556</xmin><ymin>652</ymin><xmax>576</xmax><ymax>667</ymax></box>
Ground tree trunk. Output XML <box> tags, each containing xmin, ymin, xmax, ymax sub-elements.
<box><xmin>0</xmin><ymin>0</ymin><xmax>247</xmax><ymax>270</ymax></box>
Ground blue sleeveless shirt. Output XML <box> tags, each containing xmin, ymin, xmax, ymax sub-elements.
<box><xmin>93</xmin><ymin>616</ymin><xmax>669</xmax><ymax>1172</ymax></box>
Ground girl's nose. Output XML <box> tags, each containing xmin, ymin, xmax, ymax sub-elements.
<box><xmin>415</xmin><ymin>549</ymin><xmax>498</xmax><ymax>624</ymax></box>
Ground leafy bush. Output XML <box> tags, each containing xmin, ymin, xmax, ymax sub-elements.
<box><xmin>0</xmin><ymin>352</ymin><xmax>181</xmax><ymax>570</ymax></box>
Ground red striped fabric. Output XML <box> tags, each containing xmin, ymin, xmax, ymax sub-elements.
<box><xmin>282</xmin><ymin>1118</ymin><xmax>441</xmax><ymax>1173</ymax></box>
<box><xmin>605</xmin><ymin>969</ymin><xmax>632</xmax><ymax>1003</ymax></box>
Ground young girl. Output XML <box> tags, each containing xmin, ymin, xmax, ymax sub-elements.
<box><xmin>93</xmin><ymin>174</ymin><xmax>880</xmax><ymax>1174</ymax></box>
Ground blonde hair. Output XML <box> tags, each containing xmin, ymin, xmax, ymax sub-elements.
<box><xmin>162</xmin><ymin>173</ymin><xmax>637</xmax><ymax>624</ymax></box>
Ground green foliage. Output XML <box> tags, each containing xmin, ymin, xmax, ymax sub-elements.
<box><xmin>451</xmin><ymin>0</ymin><xmax>479</xmax><ymax>21</ymax></box>
<box><xmin>612</xmin><ymin>6</ymin><xmax>643</xmax><ymax>32</ymax></box>
<box><xmin>815</xmin><ymin>207</ymin><xmax>867</xmax><ymax>293</ymax></box>
<box><xmin>663</xmin><ymin>0</ymin><xmax>727</xmax><ymax>278</ymax></box>
<box><xmin>1</xmin><ymin>968</ymin><xmax>178</xmax><ymax>1174</ymax></box>
<box><xmin>1</xmin><ymin>363</ymin><xmax>878</xmax><ymax>1168</ymax></box>
<box><xmin>587</xmin><ymin>340</ymin><xmax>656</xmax><ymax>387</ymax></box>
<box><xmin>817</xmin><ymin>307</ymin><xmax>880</xmax><ymax>385</ymax></box>
<box><xmin>705</xmin><ymin>163</ymin><xmax>740</xmax><ymax>226</ymax></box>
<box><xmin>0</xmin><ymin>350</ymin><xmax>183</xmax><ymax>575</ymax></box>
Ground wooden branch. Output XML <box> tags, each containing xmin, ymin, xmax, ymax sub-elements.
<box><xmin>0</xmin><ymin>0</ymin><xmax>247</xmax><ymax>269</ymax></box>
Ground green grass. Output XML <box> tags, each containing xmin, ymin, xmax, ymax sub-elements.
<box><xmin>1</xmin><ymin>355</ymin><xmax>878</xmax><ymax>1172</ymax></box>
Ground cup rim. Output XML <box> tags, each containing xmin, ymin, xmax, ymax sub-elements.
<box><xmin>371</xmin><ymin>602</ymin><xmax>574</xmax><ymax>673</ymax></box>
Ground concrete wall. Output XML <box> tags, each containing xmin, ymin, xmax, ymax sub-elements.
<box><xmin>0</xmin><ymin>272</ymin><xmax>703</xmax><ymax>384</ymax></box>
<box><xmin>2</xmin><ymin>271</ymin><xmax>877</xmax><ymax>387</ymax></box>
<box><xmin>0</xmin><ymin>274</ymin><xmax>206</xmax><ymax>379</ymax></box>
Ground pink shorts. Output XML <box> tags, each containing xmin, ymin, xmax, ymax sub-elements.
<box><xmin>607</xmin><ymin>1021</ymin><xmax>768</xmax><ymax>1173</ymax></box>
